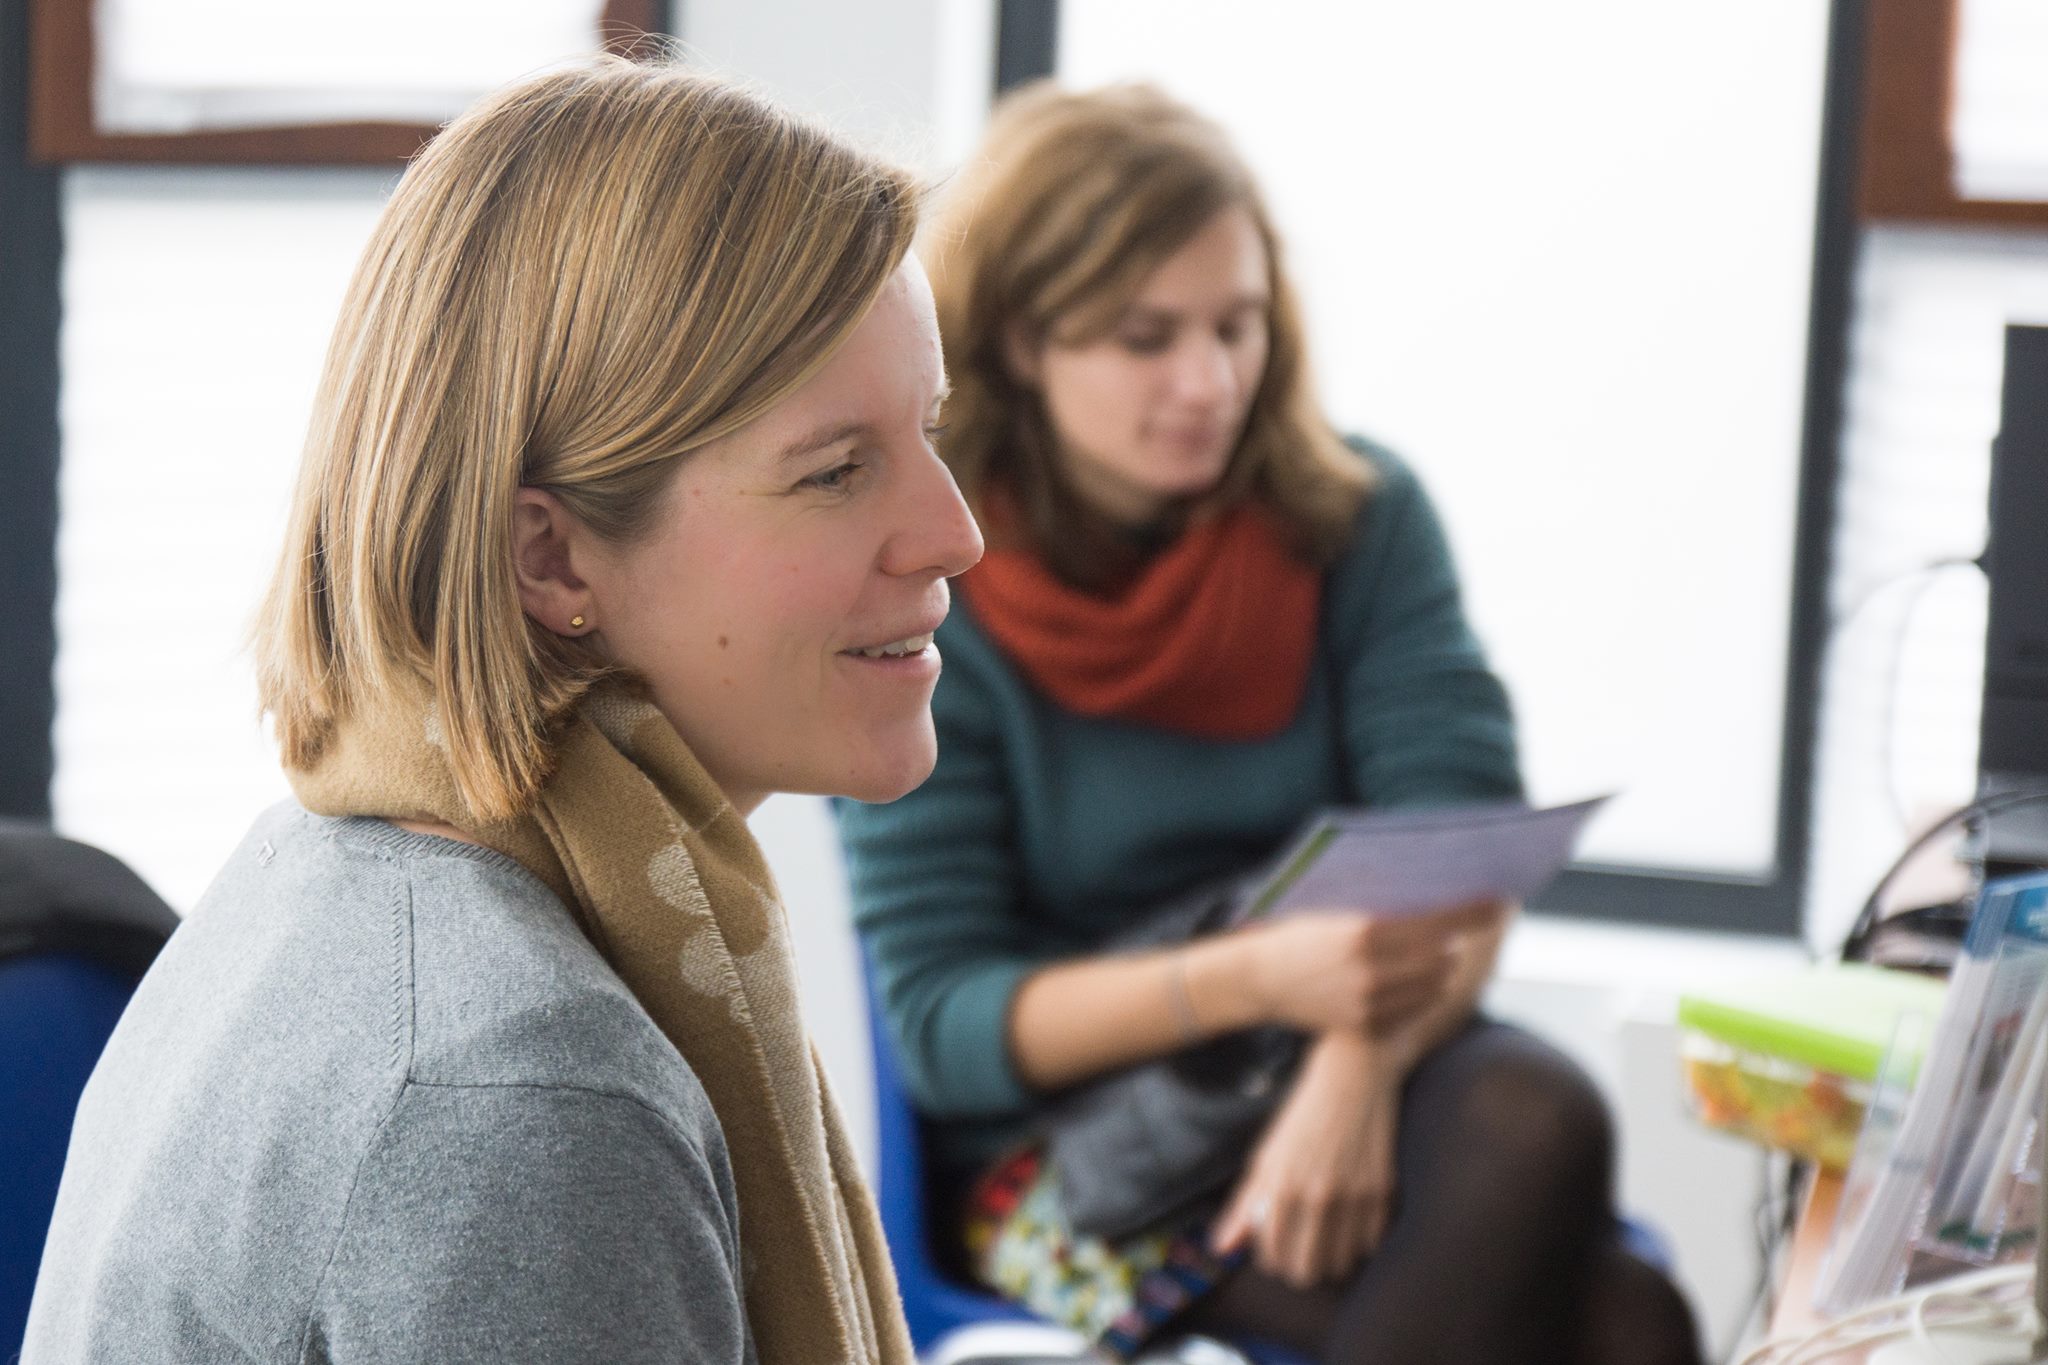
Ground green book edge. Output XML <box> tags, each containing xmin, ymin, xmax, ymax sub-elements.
<box><xmin>1676</xmin><ymin>963</ymin><xmax>1948</xmax><ymax>1082</ymax></box>
<box><xmin>1240</xmin><ymin>821</ymin><xmax>1339</xmax><ymax>921</ymax></box>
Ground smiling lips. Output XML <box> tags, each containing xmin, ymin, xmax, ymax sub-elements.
<box><xmin>844</xmin><ymin>632</ymin><xmax>934</xmax><ymax>659</ymax></box>
<box><xmin>1155</xmin><ymin>424</ymin><xmax>1230</xmax><ymax>449</ymax></box>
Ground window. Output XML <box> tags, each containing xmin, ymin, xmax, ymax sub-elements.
<box><xmin>1016</xmin><ymin>0</ymin><xmax>1862</xmax><ymax>932</ymax></box>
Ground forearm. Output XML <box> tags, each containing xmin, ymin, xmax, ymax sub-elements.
<box><xmin>1372</xmin><ymin>906</ymin><xmax>1511</xmax><ymax>1075</ymax></box>
<box><xmin>1007</xmin><ymin>935</ymin><xmax>1264</xmax><ymax>1091</ymax></box>
<box><xmin>1007</xmin><ymin>900</ymin><xmax>1509</xmax><ymax>1092</ymax></box>
<box><xmin>1280</xmin><ymin>915</ymin><xmax>1508</xmax><ymax>1119</ymax></box>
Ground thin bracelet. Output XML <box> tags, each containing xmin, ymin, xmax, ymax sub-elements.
<box><xmin>1166</xmin><ymin>951</ymin><xmax>1201</xmax><ymax>1044</ymax></box>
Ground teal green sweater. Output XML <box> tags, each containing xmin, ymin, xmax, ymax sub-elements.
<box><xmin>834</xmin><ymin>443</ymin><xmax>1521</xmax><ymax>1173</ymax></box>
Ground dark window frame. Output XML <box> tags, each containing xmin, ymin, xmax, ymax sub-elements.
<box><xmin>995</xmin><ymin>0</ymin><xmax>1874</xmax><ymax>935</ymax></box>
<box><xmin>26</xmin><ymin>0</ymin><xmax>664</xmax><ymax>166</ymax></box>
<box><xmin>1</xmin><ymin>0</ymin><xmax>60</xmax><ymax>822</ymax></box>
<box><xmin>1859</xmin><ymin>0</ymin><xmax>2048</xmax><ymax>231</ymax></box>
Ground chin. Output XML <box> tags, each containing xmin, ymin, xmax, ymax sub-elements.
<box><xmin>839</xmin><ymin>737</ymin><xmax>939</xmax><ymax>804</ymax></box>
<box><xmin>1146</xmin><ymin>459</ymin><xmax>1231</xmax><ymax>501</ymax></box>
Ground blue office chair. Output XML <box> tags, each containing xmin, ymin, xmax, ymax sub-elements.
<box><xmin>863</xmin><ymin>955</ymin><xmax>1036</xmax><ymax>1351</ymax></box>
<box><xmin>1618</xmin><ymin>1213</ymin><xmax>1675</xmax><ymax>1275</ymax></box>
<box><xmin>1</xmin><ymin>825</ymin><xmax>179</xmax><ymax>1355</ymax></box>
<box><xmin>861</xmin><ymin>954</ymin><xmax>1315</xmax><ymax>1365</ymax></box>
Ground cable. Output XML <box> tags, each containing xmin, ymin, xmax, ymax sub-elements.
<box><xmin>1737</xmin><ymin>1154</ymin><xmax>1808</xmax><ymax>1350</ymax></box>
<box><xmin>1737</xmin><ymin>1262</ymin><xmax>2034</xmax><ymax>1364</ymax></box>
<box><xmin>1829</xmin><ymin>556</ymin><xmax>1986</xmax><ymax>636</ymax></box>
<box><xmin>1840</xmin><ymin>787</ymin><xmax>2048</xmax><ymax>964</ymax></box>
<box><xmin>1821</xmin><ymin>554</ymin><xmax>1982</xmax><ymax>834</ymax></box>
<box><xmin>1871</xmin><ymin>558</ymin><xmax>1985</xmax><ymax>829</ymax></box>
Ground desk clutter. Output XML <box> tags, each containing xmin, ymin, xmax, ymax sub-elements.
<box><xmin>1688</xmin><ymin>872</ymin><xmax>2048</xmax><ymax>1344</ymax></box>
<box><xmin>1680</xmin><ymin>962</ymin><xmax>1948</xmax><ymax>1172</ymax></box>
<box><xmin>1817</xmin><ymin>872</ymin><xmax>2048</xmax><ymax>1315</ymax></box>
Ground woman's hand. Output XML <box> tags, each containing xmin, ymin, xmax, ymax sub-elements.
<box><xmin>1230</xmin><ymin>900</ymin><xmax>1499</xmax><ymax>1036</ymax></box>
<box><xmin>1210</xmin><ymin>1032</ymin><xmax>1403</xmax><ymax>1288</ymax></box>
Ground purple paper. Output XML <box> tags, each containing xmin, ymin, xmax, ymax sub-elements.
<box><xmin>1235</xmin><ymin>795</ymin><xmax>1612</xmax><ymax>922</ymax></box>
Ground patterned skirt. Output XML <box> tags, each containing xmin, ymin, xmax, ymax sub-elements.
<box><xmin>962</xmin><ymin>1144</ymin><xmax>1246</xmax><ymax>1359</ymax></box>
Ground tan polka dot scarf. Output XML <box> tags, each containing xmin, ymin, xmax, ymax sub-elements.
<box><xmin>289</xmin><ymin>679</ymin><xmax>913</xmax><ymax>1365</ymax></box>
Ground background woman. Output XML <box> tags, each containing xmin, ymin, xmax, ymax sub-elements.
<box><xmin>837</xmin><ymin>83</ymin><xmax>1700</xmax><ymax>1363</ymax></box>
<box><xmin>27</xmin><ymin>58</ymin><xmax>980</xmax><ymax>1364</ymax></box>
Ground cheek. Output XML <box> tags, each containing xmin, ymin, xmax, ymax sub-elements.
<box><xmin>1238</xmin><ymin>336</ymin><xmax>1272</xmax><ymax>396</ymax></box>
<box><xmin>613</xmin><ymin>527</ymin><xmax>769</xmax><ymax>671</ymax></box>
<box><xmin>721</xmin><ymin>542</ymin><xmax>868</xmax><ymax>660</ymax></box>
<box><xmin>1053</xmin><ymin>357</ymin><xmax>1154</xmax><ymax>444</ymax></box>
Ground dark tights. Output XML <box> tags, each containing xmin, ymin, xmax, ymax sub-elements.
<box><xmin>1182</xmin><ymin>1022</ymin><xmax>1703</xmax><ymax>1365</ymax></box>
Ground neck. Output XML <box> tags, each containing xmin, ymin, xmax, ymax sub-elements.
<box><xmin>1056</xmin><ymin>457</ymin><xmax>1175</xmax><ymax>530</ymax></box>
<box><xmin>389</xmin><ymin>816</ymin><xmax>484</xmax><ymax>847</ymax></box>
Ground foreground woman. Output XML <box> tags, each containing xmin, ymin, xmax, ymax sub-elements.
<box><xmin>27</xmin><ymin>58</ymin><xmax>979</xmax><ymax>1364</ymax></box>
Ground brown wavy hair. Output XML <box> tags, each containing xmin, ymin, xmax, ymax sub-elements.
<box><xmin>256</xmin><ymin>57</ymin><xmax>921</xmax><ymax>820</ymax></box>
<box><xmin>924</xmin><ymin>81</ymin><xmax>1371</xmax><ymax>590</ymax></box>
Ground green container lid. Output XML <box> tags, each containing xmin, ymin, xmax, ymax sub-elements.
<box><xmin>1676</xmin><ymin>962</ymin><xmax>1948</xmax><ymax>1082</ymax></box>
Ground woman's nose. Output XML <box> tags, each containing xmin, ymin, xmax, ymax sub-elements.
<box><xmin>1171</xmin><ymin>335</ymin><xmax>1237</xmax><ymax>407</ymax></box>
<box><xmin>886</xmin><ymin>447</ymin><xmax>984</xmax><ymax>580</ymax></box>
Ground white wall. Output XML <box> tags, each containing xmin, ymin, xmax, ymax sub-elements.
<box><xmin>678</xmin><ymin>0</ymin><xmax>997</xmax><ymax>172</ymax></box>
<box><xmin>1057</xmin><ymin>0</ymin><xmax>1830</xmax><ymax>884</ymax></box>
<box><xmin>55</xmin><ymin>165</ymin><xmax>389</xmax><ymax>905</ymax></box>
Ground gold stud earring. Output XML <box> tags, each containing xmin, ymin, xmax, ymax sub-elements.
<box><xmin>569</xmin><ymin>615</ymin><xmax>586</xmax><ymax>630</ymax></box>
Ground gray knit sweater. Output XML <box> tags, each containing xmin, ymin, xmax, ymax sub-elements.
<box><xmin>23</xmin><ymin>804</ymin><xmax>756</xmax><ymax>1364</ymax></box>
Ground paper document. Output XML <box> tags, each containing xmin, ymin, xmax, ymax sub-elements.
<box><xmin>1234</xmin><ymin>796</ymin><xmax>1611</xmax><ymax>923</ymax></box>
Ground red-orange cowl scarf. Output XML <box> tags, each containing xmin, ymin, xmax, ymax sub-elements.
<box><xmin>958</xmin><ymin>503</ymin><xmax>1321</xmax><ymax>740</ymax></box>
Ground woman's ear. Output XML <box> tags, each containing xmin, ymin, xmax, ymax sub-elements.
<box><xmin>511</xmin><ymin>488</ymin><xmax>598</xmax><ymax>638</ymax></box>
<box><xmin>1003</xmin><ymin>323</ymin><xmax>1043</xmax><ymax>388</ymax></box>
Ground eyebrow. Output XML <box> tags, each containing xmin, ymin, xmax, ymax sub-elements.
<box><xmin>773</xmin><ymin>387</ymin><xmax>954</xmax><ymax>465</ymax></box>
<box><xmin>775</xmin><ymin>420</ymin><xmax>868</xmax><ymax>466</ymax></box>
<box><xmin>1121</xmin><ymin>294</ymin><xmax>1271</xmax><ymax>326</ymax></box>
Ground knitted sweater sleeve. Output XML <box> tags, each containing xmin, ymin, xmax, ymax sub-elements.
<box><xmin>1330</xmin><ymin>444</ymin><xmax>1524</xmax><ymax>807</ymax></box>
<box><xmin>312</xmin><ymin>1082</ymin><xmax>750</xmax><ymax>1364</ymax></box>
<box><xmin>834</xmin><ymin>634</ymin><xmax>1050</xmax><ymax>1120</ymax></box>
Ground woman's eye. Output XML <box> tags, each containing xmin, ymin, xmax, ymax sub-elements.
<box><xmin>924</xmin><ymin>422</ymin><xmax>949</xmax><ymax>445</ymax></box>
<box><xmin>1119</xmin><ymin>333</ymin><xmax>1171</xmax><ymax>355</ymax></box>
<box><xmin>1220</xmin><ymin>311</ymin><xmax>1266</xmax><ymax>346</ymax></box>
<box><xmin>800</xmin><ymin>461</ymin><xmax>864</xmax><ymax>493</ymax></box>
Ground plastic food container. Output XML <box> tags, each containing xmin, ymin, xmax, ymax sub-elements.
<box><xmin>1677</xmin><ymin>963</ymin><xmax>1948</xmax><ymax>1170</ymax></box>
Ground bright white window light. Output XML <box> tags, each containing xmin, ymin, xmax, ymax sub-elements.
<box><xmin>92</xmin><ymin>0</ymin><xmax>608</xmax><ymax>134</ymax></box>
<box><xmin>54</xmin><ymin>168</ymin><xmax>388</xmax><ymax>911</ymax></box>
<box><xmin>1952</xmin><ymin>0</ymin><xmax>2048</xmax><ymax>203</ymax></box>
<box><xmin>1059</xmin><ymin>1</ymin><xmax>1832</xmax><ymax>879</ymax></box>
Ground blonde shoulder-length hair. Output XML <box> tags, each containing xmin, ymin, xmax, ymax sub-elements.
<box><xmin>256</xmin><ymin>56</ymin><xmax>919</xmax><ymax>821</ymax></box>
<box><xmin>924</xmin><ymin>81</ymin><xmax>1371</xmax><ymax>589</ymax></box>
